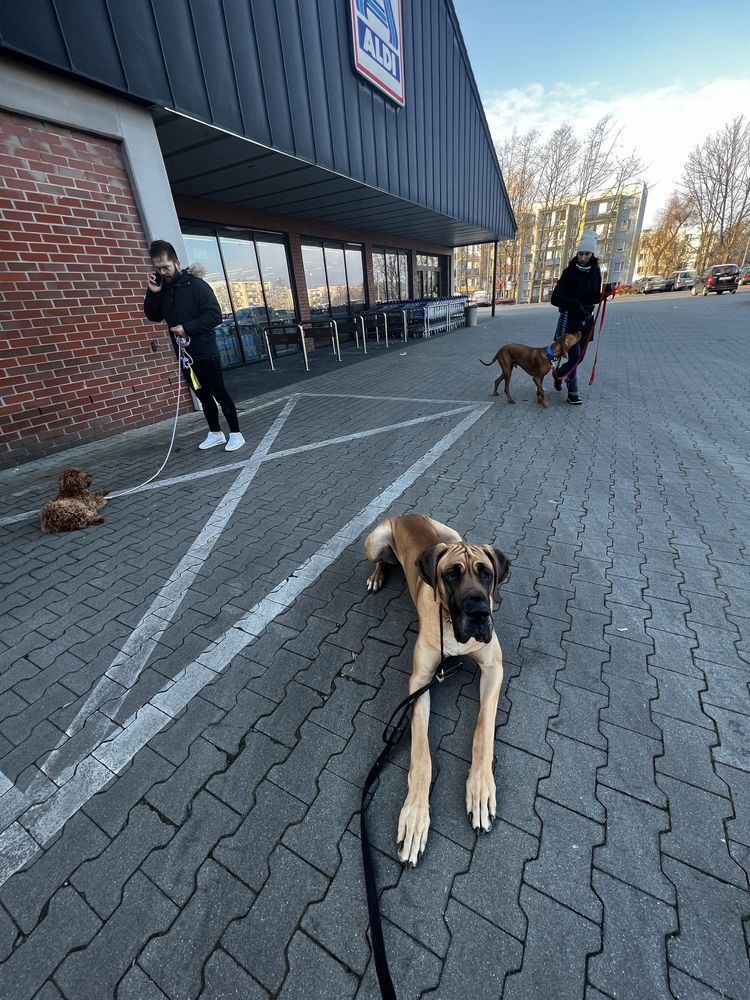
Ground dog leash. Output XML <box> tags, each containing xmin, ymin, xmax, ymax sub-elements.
<box><xmin>554</xmin><ymin>283</ymin><xmax>616</xmax><ymax>387</ymax></box>
<box><xmin>587</xmin><ymin>283</ymin><xmax>616</xmax><ymax>385</ymax></box>
<box><xmin>108</xmin><ymin>338</ymin><xmax>193</xmax><ymax>499</ymax></box>
<box><xmin>360</xmin><ymin>613</ymin><xmax>472</xmax><ymax>1000</ymax></box>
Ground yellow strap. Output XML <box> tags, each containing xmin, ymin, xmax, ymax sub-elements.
<box><xmin>188</xmin><ymin>366</ymin><xmax>201</xmax><ymax>390</ymax></box>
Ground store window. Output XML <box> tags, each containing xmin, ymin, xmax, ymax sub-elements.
<box><xmin>301</xmin><ymin>240</ymin><xmax>366</xmax><ymax>319</ymax></box>
<box><xmin>373</xmin><ymin>248</ymin><xmax>410</xmax><ymax>303</ymax></box>
<box><xmin>416</xmin><ymin>253</ymin><xmax>442</xmax><ymax>298</ymax></box>
<box><xmin>182</xmin><ymin>225</ymin><xmax>296</xmax><ymax>367</ymax></box>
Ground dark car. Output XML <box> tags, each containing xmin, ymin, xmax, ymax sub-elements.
<box><xmin>691</xmin><ymin>264</ymin><xmax>739</xmax><ymax>296</ymax></box>
<box><xmin>664</xmin><ymin>269</ymin><xmax>698</xmax><ymax>291</ymax></box>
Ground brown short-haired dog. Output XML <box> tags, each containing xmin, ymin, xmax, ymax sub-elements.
<box><xmin>480</xmin><ymin>332</ymin><xmax>582</xmax><ymax>406</ymax></box>
<box><xmin>41</xmin><ymin>468</ymin><xmax>108</xmax><ymax>533</ymax></box>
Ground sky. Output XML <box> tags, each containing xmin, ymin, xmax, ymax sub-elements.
<box><xmin>452</xmin><ymin>0</ymin><xmax>750</xmax><ymax>226</ymax></box>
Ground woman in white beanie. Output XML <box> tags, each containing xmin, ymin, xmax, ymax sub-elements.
<box><xmin>549</xmin><ymin>231</ymin><xmax>602</xmax><ymax>404</ymax></box>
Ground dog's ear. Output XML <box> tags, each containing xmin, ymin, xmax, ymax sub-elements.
<box><xmin>416</xmin><ymin>543</ymin><xmax>449</xmax><ymax>598</ymax></box>
<box><xmin>562</xmin><ymin>331</ymin><xmax>582</xmax><ymax>355</ymax></box>
<box><xmin>482</xmin><ymin>545</ymin><xmax>511</xmax><ymax>600</ymax></box>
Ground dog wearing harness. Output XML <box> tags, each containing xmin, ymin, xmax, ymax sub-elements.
<box><xmin>364</xmin><ymin>513</ymin><xmax>510</xmax><ymax>867</ymax></box>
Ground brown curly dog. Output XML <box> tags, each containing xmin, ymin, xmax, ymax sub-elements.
<box><xmin>40</xmin><ymin>468</ymin><xmax>108</xmax><ymax>533</ymax></box>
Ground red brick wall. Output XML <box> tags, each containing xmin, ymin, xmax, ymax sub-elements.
<box><xmin>0</xmin><ymin>110</ymin><xmax>185</xmax><ymax>469</ymax></box>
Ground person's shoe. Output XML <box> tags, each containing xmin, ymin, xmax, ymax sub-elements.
<box><xmin>225</xmin><ymin>433</ymin><xmax>246</xmax><ymax>452</ymax></box>
<box><xmin>553</xmin><ymin>375</ymin><xmax>562</xmax><ymax>391</ymax></box>
<box><xmin>198</xmin><ymin>431</ymin><xmax>226</xmax><ymax>450</ymax></box>
<box><xmin>567</xmin><ymin>394</ymin><xmax>582</xmax><ymax>406</ymax></box>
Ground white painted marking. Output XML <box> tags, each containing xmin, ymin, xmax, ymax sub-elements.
<box><xmin>47</xmin><ymin>397</ymin><xmax>298</xmax><ymax>752</ymax></box>
<box><xmin>0</xmin><ymin>404</ymin><xmax>489</xmax><ymax>886</ymax></box>
<box><xmin>0</xmin><ymin>400</ymin><xmax>476</xmax><ymax>523</ymax></box>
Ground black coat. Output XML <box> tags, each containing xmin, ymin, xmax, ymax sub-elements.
<box><xmin>551</xmin><ymin>256</ymin><xmax>602</xmax><ymax>321</ymax></box>
<box><xmin>143</xmin><ymin>269</ymin><xmax>222</xmax><ymax>360</ymax></box>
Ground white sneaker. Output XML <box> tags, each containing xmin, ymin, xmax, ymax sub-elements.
<box><xmin>198</xmin><ymin>431</ymin><xmax>226</xmax><ymax>450</ymax></box>
<box><xmin>225</xmin><ymin>432</ymin><xmax>245</xmax><ymax>452</ymax></box>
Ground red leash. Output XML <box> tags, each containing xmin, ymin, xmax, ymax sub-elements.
<box><xmin>588</xmin><ymin>283</ymin><xmax>616</xmax><ymax>385</ymax></box>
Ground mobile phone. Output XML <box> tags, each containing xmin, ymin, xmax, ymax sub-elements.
<box><xmin>152</xmin><ymin>271</ymin><xmax>162</xmax><ymax>286</ymax></box>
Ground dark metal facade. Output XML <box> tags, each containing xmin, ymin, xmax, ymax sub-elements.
<box><xmin>0</xmin><ymin>0</ymin><xmax>515</xmax><ymax>243</ymax></box>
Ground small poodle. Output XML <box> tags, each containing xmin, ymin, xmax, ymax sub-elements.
<box><xmin>41</xmin><ymin>468</ymin><xmax>108</xmax><ymax>533</ymax></box>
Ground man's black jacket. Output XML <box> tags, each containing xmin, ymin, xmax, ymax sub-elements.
<box><xmin>143</xmin><ymin>268</ymin><xmax>222</xmax><ymax>360</ymax></box>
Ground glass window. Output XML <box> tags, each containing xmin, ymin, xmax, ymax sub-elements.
<box><xmin>345</xmin><ymin>245</ymin><xmax>365</xmax><ymax>311</ymax></box>
<box><xmin>399</xmin><ymin>254</ymin><xmax>410</xmax><ymax>300</ymax></box>
<box><xmin>257</xmin><ymin>237</ymin><xmax>295</xmax><ymax>322</ymax></box>
<box><xmin>183</xmin><ymin>232</ymin><xmax>242</xmax><ymax>366</ymax></box>
<box><xmin>182</xmin><ymin>225</ymin><xmax>296</xmax><ymax>367</ymax></box>
<box><xmin>324</xmin><ymin>245</ymin><xmax>348</xmax><ymax>317</ymax></box>
<box><xmin>302</xmin><ymin>243</ymin><xmax>329</xmax><ymax>319</ymax></box>
<box><xmin>373</xmin><ymin>248</ymin><xmax>409</xmax><ymax>302</ymax></box>
<box><xmin>373</xmin><ymin>252</ymin><xmax>387</xmax><ymax>304</ymax></box>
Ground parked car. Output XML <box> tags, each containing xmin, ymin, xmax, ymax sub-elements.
<box><xmin>690</xmin><ymin>264</ymin><xmax>739</xmax><ymax>296</ymax></box>
<box><xmin>664</xmin><ymin>270</ymin><xmax>698</xmax><ymax>292</ymax></box>
<box><xmin>739</xmin><ymin>268</ymin><xmax>750</xmax><ymax>286</ymax></box>
<box><xmin>634</xmin><ymin>275</ymin><xmax>666</xmax><ymax>294</ymax></box>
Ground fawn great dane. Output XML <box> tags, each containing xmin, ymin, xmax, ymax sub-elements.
<box><xmin>364</xmin><ymin>513</ymin><xmax>510</xmax><ymax>866</ymax></box>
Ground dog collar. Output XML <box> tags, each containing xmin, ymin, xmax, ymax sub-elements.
<box><xmin>545</xmin><ymin>345</ymin><xmax>556</xmax><ymax>362</ymax></box>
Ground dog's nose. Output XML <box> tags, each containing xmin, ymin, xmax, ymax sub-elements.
<box><xmin>464</xmin><ymin>593</ymin><xmax>490</xmax><ymax>617</ymax></box>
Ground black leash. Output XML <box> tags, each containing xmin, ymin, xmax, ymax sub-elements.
<box><xmin>360</xmin><ymin>613</ymin><xmax>472</xmax><ymax>1000</ymax></box>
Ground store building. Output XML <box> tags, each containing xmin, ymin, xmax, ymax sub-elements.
<box><xmin>0</xmin><ymin>0</ymin><xmax>514</xmax><ymax>467</ymax></box>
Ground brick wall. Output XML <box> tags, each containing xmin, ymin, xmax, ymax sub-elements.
<box><xmin>0</xmin><ymin>110</ymin><xmax>186</xmax><ymax>469</ymax></box>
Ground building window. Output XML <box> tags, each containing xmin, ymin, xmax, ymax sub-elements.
<box><xmin>302</xmin><ymin>239</ymin><xmax>366</xmax><ymax>319</ymax></box>
<box><xmin>612</xmin><ymin>261</ymin><xmax>623</xmax><ymax>273</ymax></box>
<box><xmin>616</xmin><ymin>243</ymin><xmax>626</xmax><ymax>253</ymax></box>
<box><xmin>373</xmin><ymin>248</ymin><xmax>410</xmax><ymax>302</ymax></box>
<box><xmin>598</xmin><ymin>202</ymin><xmax>609</xmax><ymax>214</ymax></box>
<box><xmin>182</xmin><ymin>225</ymin><xmax>295</xmax><ymax>367</ymax></box>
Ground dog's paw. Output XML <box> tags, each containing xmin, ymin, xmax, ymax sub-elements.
<box><xmin>466</xmin><ymin>766</ymin><xmax>496</xmax><ymax>833</ymax></box>
<box><xmin>366</xmin><ymin>567</ymin><xmax>384</xmax><ymax>592</ymax></box>
<box><xmin>397</xmin><ymin>796</ymin><xmax>430</xmax><ymax>867</ymax></box>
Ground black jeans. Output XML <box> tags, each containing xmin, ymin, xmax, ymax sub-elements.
<box><xmin>554</xmin><ymin>312</ymin><xmax>594</xmax><ymax>394</ymax></box>
<box><xmin>187</xmin><ymin>357</ymin><xmax>240</xmax><ymax>434</ymax></box>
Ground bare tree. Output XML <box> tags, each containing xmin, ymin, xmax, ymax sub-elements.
<box><xmin>638</xmin><ymin>194</ymin><xmax>693</xmax><ymax>275</ymax></box>
<box><xmin>681</xmin><ymin>115</ymin><xmax>750</xmax><ymax>268</ymax></box>
<box><xmin>495</xmin><ymin>128</ymin><xmax>543</xmax><ymax>296</ymax></box>
<box><xmin>531</xmin><ymin>124</ymin><xmax>579</xmax><ymax>301</ymax></box>
<box><xmin>569</xmin><ymin>116</ymin><xmax>621</xmax><ymax>245</ymax></box>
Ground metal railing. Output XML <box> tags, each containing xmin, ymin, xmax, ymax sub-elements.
<box><xmin>262</xmin><ymin>320</ymin><xmax>341</xmax><ymax>372</ymax></box>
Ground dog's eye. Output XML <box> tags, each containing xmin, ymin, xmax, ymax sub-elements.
<box><xmin>478</xmin><ymin>565</ymin><xmax>494</xmax><ymax>583</ymax></box>
<box><xmin>443</xmin><ymin>565</ymin><xmax>461</xmax><ymax>582</ymax></box>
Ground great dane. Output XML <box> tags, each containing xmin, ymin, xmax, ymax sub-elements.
<box><xmin>364</xmin><ymin>513</ymin><xmax>510</xmax><ymax>866</ymax></box>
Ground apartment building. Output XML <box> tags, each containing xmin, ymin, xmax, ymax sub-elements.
<box><xmin>515</xmin><ymin>181</ymin><xmax>648</xmax><ymax>302</ymax></box>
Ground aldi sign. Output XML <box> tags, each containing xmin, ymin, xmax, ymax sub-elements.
<box><xmin>350</xmin><ymin>0</ymin><xmax>405</xmax><ymax>107</ymax></box>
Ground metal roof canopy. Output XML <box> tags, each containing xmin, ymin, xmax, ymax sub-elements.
<box><xmin>154</xmin><ymin>109</ymin><xmax>506</xmax><ymax>247</ymax></box>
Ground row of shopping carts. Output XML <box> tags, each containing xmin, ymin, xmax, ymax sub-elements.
<box><xmin>260</xmin><ymin>295</ymin><xmax>470</xmax><ymax>369</ymax></box>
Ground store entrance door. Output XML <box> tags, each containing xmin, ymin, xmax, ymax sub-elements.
<box><xmin>416</xmin><ymin>254</ymin><xmax>443</xmax><ymax>298</ymax></box>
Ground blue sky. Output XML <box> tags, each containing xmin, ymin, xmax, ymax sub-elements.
<box><xmin>452</xmin><ymin>0</ymin><xmax>750</xmax><ymax>223</ymax></box>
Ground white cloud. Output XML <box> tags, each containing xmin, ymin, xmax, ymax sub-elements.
<box><xmin>483</xmin><ymin>79</ymin><xmax>750</xmax><ymax>225</ymax></box>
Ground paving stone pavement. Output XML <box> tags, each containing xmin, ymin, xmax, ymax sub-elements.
<box><xmin>1</xmin><ymin>291</ymin><xmax>750</xmax><ymax>999</ymax></box>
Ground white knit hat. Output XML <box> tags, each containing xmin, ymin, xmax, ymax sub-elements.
<box><xmin>576</xmin><ymin>231</ymin><xmax>597</xmax><ymax>255</ymax></box>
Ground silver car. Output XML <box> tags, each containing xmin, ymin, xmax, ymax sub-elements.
<box><xmin>636</xmin><ymin>275</ymin><xmax>666</xmax><ymax>294</ymax></box>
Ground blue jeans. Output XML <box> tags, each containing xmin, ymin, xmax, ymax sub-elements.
<box><xmin>554</xmin><ymin>312</ymin><xmax>594</xmax><ymax>395</ymax></box>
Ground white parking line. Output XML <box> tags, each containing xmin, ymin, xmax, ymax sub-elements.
<box><xmin>0</xmin><ymin>403</ymin><xmax>490</xmax><ymax>886</ymax></box>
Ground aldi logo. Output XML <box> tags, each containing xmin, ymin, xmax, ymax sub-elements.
<box><xmin>350</xmin><ymin>0</ymin><xmax>405</xmax><ymax>107</ymax></box>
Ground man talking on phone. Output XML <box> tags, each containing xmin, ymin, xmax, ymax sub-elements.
<box><xmin>143</xmin><ymin>239</ymin><xmax>245</xmax><ymax>452</ymax></box>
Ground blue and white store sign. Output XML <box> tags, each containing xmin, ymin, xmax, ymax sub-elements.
<box><xmin>350</xmin><ymin>0</ymin><xmax>405</xmax><ymax>107</ymax></box>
